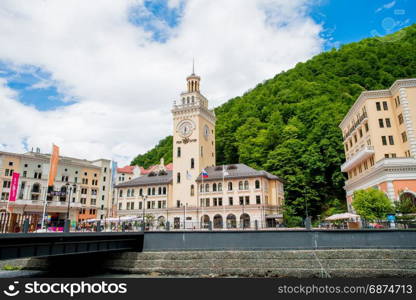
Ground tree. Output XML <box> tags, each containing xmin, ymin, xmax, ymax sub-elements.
<box><xmin>352</xmin><ymin>189</ymin><xmax>394</xmax><ymax>221</ymax></box>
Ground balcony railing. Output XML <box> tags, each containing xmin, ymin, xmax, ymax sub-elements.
<box><xmin>341</xmin><ymin>145</ymin><xmax>374</xmax><ymax>172</ymax></box>
<box><xmin>343</xmin><ymin>111</ymin><xmax>368</xmax><ymax>140</ymax></box>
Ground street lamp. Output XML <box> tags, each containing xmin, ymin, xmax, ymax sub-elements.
<box><xmin>140</xmin><ymin>194</ymin><xmax>147</xmax><ymax>230</ymax></box>
<box><xmin>65</xmin><ymin>183</ymin><xmax>77</xmax><ymax>232</ymax></box>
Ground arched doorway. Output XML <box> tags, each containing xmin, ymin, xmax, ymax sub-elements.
<box><xmin>240</xmin><ymin>213</ymin><xmax>250</xmax><ymax>228</ymax></box>
<box><xmin>213</xmin><ymin>214</ymin><xmax>223</xmax><ymax>229</ymax></box>
<box><xmin>201</xmin><ymin>215</ymin><xmax>210</xmax><ymax>229</ymax></box>
<box><xmin>398</xmin><ymin>192</ymin><xmax>416</xmax><ymax>213</ymax></box>
<box><xmin>226</xmin><ymin>214</ymin><xmax>237</xmax><ymax>228</ymax></box>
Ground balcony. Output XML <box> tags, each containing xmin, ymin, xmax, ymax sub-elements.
<box><xmin>341</xmin><ymin>145</ymin><xmax>374</xmax><ymax>172</ymax></box>
<box><xmin>343</xmin><ymin>111</ymin><xmax>367</xmax><ymax>140</ymax></box>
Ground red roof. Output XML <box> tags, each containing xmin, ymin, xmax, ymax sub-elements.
<box><xmin>140</xmin><ymin>163</ymin><xmax>173</xmax><ymax>175</ymax></box>
<box><xmin>117</xmin><ymin>165</ymin><xmax>135</xmax><ymax>174</ymax></box>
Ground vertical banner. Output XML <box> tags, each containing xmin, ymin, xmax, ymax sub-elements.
<box><xmin>8</xmin><ymin>172</ymin><xmax>20</xmax><ymax>202</ymax></box>
<box><xmin>48</xmin><ymin>144</ymin><xmax>59</xmax><ymax>187</ymax></box>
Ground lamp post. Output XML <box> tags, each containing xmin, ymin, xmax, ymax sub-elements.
<box><xmin>141</xmin><ymin>194</ymin><xmax>147</xmax><ymax>230</ymax></box>
<box><xmin>64</xmin><ymin>183</ymin><xmax>76</xmax><ymax>232</ymax></box>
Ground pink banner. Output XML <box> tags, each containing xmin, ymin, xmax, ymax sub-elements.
<box><xmin>8</xmin><ymin>172</ymin><xmax>20</xmax><ymax>202</ymax></box>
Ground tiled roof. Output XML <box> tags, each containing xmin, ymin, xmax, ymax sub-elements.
<box><xmin>196</xmin><ymin>164</ymin><xmax>281</xmax><ymax>182</ymax></box>
<box><xmin>117</xmin><ymin>165</ymin><xmax>135</xmax><ymax>174</ymax></box>
<box><xmin>140</xmin><ymin>163</ymin><xmax>173</xmax><ymax>174</ymax></box>
<box><xmin>115</xmin><ymin>171</ymin><xmax>172</xmax><ymax>188</ymax></box>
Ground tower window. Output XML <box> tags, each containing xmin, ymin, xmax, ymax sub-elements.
<box><xmin>200</xmin><ymin>146</ymin><xmax>203</xmax><ymax>157</ymax></box>
<box><xmin>177</xmin><ymin>147</ymin><xmax>181</xmax><ymax>157</ymax></box>
<box><xmin>383</xmin><ymin>101</ymin><xmax>388</xmax><ymax>110</ymax></box>
<box><xmin>191</xmin><ymin>158</ymin><xmax>195</xmax><ymax>169</ymax></box>
<box><xmin>190</xmin><ymin>185</ymin><xmax>194</xmax><ymax>196</ymax></box>
<box><xmin>177</xmin><ymin>172</ymin><xmax>181</xmax><ymax>183</ymax></box>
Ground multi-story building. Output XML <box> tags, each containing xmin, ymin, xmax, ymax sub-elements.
<box><xmin>115</xmin><ymin>71</ymin><xmax>284</xmax><ymax>228</ymax></box>
<box><xmin>0</xmin><ymin>149</ymin><xmax>112</xmax><ymax>227</ymax></box>
<box><xmin>339</xmin><ymin>78</ymin><xmax>416</xmax><ymax>211</ymax></box>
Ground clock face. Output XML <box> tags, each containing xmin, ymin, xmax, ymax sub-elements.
<box><xmin>177</xmin><ymin>120</ymin><xmax>194</xmax><ymax>138</ymax></box>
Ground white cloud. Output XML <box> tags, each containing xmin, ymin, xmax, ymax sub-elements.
<box><xmin>375</xmin><ymin>0</ymin><xmax>396</xmax><ymax>13</ymax></box>
<box><xmin>0</xmin><ymin>0</ymin><xmax>323</xmax><ymax>166</ymax></box>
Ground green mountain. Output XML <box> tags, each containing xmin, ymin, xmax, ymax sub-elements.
<box><xmin>131</xmin><ymin>24</ymin><xmax>416</xmax><ymax>220</ymax></box>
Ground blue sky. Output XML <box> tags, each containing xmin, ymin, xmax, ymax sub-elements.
<box><xmin>1</xmin><ymin>0</ymin><xmax>414</xmax><ymax>112</ymax></box>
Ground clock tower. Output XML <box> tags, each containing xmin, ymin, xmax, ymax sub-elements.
<box><xmin>171</xmin><ymin>70</ymin><xmax>216</xmax><ymax>208</ymax></box>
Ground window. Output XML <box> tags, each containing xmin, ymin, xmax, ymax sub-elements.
<box><xmin>23</xmin><ymin>171</ymin><xmax>27</xmax><ymax>178</ymax></box>
<box><xmin>389</xmin><ymin>135</ymin><xmax>394</xmax><ymax>145</ymax></box>
<box><xmin>228</xmin><ymin>182</ymin><xmax>233</xmax><ymax>191</ymax></box>
<box><xmin>365</xmin><ymin>123</ymin><xmax>369</xmax><ymax>132</ymax></box>
<box><xmin>119</xmin><ymin>190</ymin><xmax>123</xmax><ymax>197</ymax></box>
<box><xmin>205</xmin><ymin>183</ymin><xmax>209</xmax><ymax>192</ymax></box>
<box><xmin>139</xmin><ymin>188</ymin><xmax>143</xmax><ymax>196</ymax></box>
<box><xmin>190</xmin><ymin>158</ymin><xmax>194</xmax><ymax>169</ymax></box>
<box><xmin>383</xmin><ymin>101</ymin><xmax>388</xmax><ymax>110</ymax></box>
<box><xmin>354</xmin><ymin>134</ymin><xmax>357</xmax><ymax>143</ymax></box>
<box><xmin>256</xmin><ymin>195</ymin><xmax>261</xmax><ymax>204</ymax></box>
<box><xmin>8</xmin><ymin>162</ymin><xmax>13</xmax><ymax>166</ymax></box>
<box><xmin>103</xmin><ymin>176</ymin><xmax>106</xmax><ymax>182</ymax></box>
<box><xmin>127</xmin><ymin>189</ymin><xmax>131</xmax><ymax>197</ymax></box>
<box><xmin>163</xmin><ymin>187</ymin><xmax>166</xmax><ymax>195</ymax></box>
<box><xmin>229</xmin><ymin>197</ymin><xmax>233</xmax><ymax>205</ymax></box>
<box><xmin>158</xmin><ymin>187</ymin><xmax>162</xmax><ymax>195</ymax></box>
<box><xmin>176</xmin><ymin>200</ymin><xmax>180</xmax><ymax>208</ymax></box>
<box><xmin>364</xmin><ymin>161</ymin><xmax>368</xmax><ymax>170</ymax></box>
<box><xmin>152</xmin><ymin>187</ymin><xmax>155</xmax><ymax>195</ymax></box>
<box><xmin>398</xmin><ymin>114</ymin><xmax>404</xmax><ymax>125</ymax></box>
<box><xmin>104</xmin><ymin>167</ymin><xmax>107</xmax><ymax>173</ymax></box>
<box><xmin>402</xmin><ymin>132</ymin><xmax>408</xmax><ymax>143</ymax></box>
<box><xmin>385</xmin><ymin>118</ymin><xmax>391</xmax><ymax>128</ymax></box>
<box><xmin>376</xmin><ymin>102</ymin><xmax>381</xmax><ymax>111</ymax></box>
<box><xmin>238</xmin><ymin>181</ymin><xmax>243</xmax><ymax>190</ymax></box>
<box><xmin>382</xmin><ymin>136</ymin><xmax>387</xmax><ymax>145</ymax></box>
<box><xmin>378</xmin><ymin>118</ymin><xmax>384</xmax><ymax>128</ymax></box>
<box><xmin>255</xmin><ymin>180</ymin><xmax>260</xmax><ymax>189</ymax></box>
<box><xmin>147</xmin><ymin>201</ymin><xmax>151</xmax><ymax>209</ymax></box>
<box><xmin>190</xmin><ymin>184</ymin><xmax>195</xmax><ymax>196</ymax></box>
<box><xmin>244</xmin><ymin>181</ymin><xmax>249</xmax><ymax>190</ymax></box>
<box><xmin>359</xmin><ymin>128</ymin><xmax>363</xmax><ymax>138</ymax></box>
<box><xmin>239</xmin><ymin>196</ymin><xmax>244</xmax><ymax>205</ymax></box>
<box><xmin>177</xmin><ymin>147</ymin><xmax>181</xmax><ymax>157</ymax></box>
<box><xmin>218</xmin><ymin>183</ymin><xmax>222</xmax><ymax>192</ymax></box>
<box><xmin>118</xmin><ymin>202</ymin><xmax>122</xmax><ymax>210</ymax></box>
<box><xmin>139</xmin><ymin>202</ymin><xmax>142</xmax><ymax>209</ymax></box>
<box><xmin>213</xmin><ymin>198</ymin><xmax>217</xmax><ymax>206</ymax></box>
<box><xmin>245</xmin><ymin>196</ymin><xmax>250</xmax><ymax>205</ymax></box>
<box><xmin>385</xmin><ymin>154</ymin><xmax>389</xmax><ymax>158</ymax></box>
<box><xmin>177</xmin><ymin>172</ymin><xmax>181</xmax><ymax>183</ymax></box>
<box><xmin>3</xmin><ymin>181</ymin><xmax>11</xmax><ymax>188</ymax></box>
<box><xmin>391</xmin><ymin>153</ymin><xmax>397</xmax><ymax>158</ymax></box>
<box><xmin>200</xmin><ymin>146</ymin><xmax>203</xmax><ymax>157</ymax></box>
<box><xmin>213</xmin><ymin>183</ymin><xmax>217</xmax><ymax>192</ymax></box>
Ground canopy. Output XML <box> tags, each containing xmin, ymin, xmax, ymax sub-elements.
<box><xmin>325</xmin><ymin>213</ymin><xmax>360</xmax><ymax>221</ymax></box>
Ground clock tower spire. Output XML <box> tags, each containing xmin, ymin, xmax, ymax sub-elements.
<box><xmin>171</xmin><ymin>71</ymin><xmax>216</xmax><ymax>209</ymax></box>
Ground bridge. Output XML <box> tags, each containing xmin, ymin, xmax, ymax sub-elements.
<box><xmin>0</xmin><ymin>232</ymin><xmax>143</xmax><ymax>261</ymax></box>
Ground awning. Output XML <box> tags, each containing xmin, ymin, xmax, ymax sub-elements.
<box><xmin>325</xmin><ymin>213</ymin><xmax>360</xmax><ymax>221</ymax></box>
<box><xmin>265</xmin><ymin>214</ymin><xmax>283</xmax><ymax>219</ymax></box>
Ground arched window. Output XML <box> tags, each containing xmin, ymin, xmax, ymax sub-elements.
<box><xmin>228</xmin><ymin>182</ymin><xmax>233</xmax><ymax>191</ymax></box>
<box><xmin>239</xmin><ymin>181</ymin><xmax>243</xmax><ymax>190</ymax></box>
<box><xmin>191</xmin><ymin>158</ymin><xmax>195</xmax><ymax>169</ymax></box>
<box><xmin>147</xmin><ymin>187</ymin><xmax>151</xmax><ymax>195</ymax></box>
<box><xmin>255</xmin><ymin>180</ymin><xmax>260</xmax><ymax>189</ymax></box>
<box><xmin>158</xmin><ymin>187</ymin><xmax>162</xmax><ymax>195</ymax></box>
<box><xmin>139</xmin><ymin>188</ymin><xmax>143</xmax><ymax>196</ymax></box>
<box><xmin>163</xmin><ymin>187</ymin><xmax>167</xmax><ymax>194</ymax></box>
<box><xmin>213</xmin><ymin>214</ymin><xmax>223</xmax><ymax>229</ymax></box>
<box><xmin>127</xmin><ymin>189</ymin><xmax>131</xmax><ymax>197</ymax></box>
<box><xmin>213</xmin><ymin>183</ymin><xmax>217</xmax><ymax>192</ymax></box>
<box><xmin>190</xmin><ymin>185</ymin><xmax>195</xmax><ymax>196</ymax></box>
<box><xmin>205</xmin><ymin>183</ymin><xmax>209</xmax><ymax>192</ymax></box>
<box><xmin>187</xmin><ymin>97</ymin><xmax>190</xmax><ymax>104</ymax></box>
<box><xmin>152</xmin><ymin>187</ymin><xmax>155</xmax><ymax>195</ymax></box>
<box><xmin>131</xmin><ymin>189</ymin><xmax>135</xmax><ymax>197</ymax></box>
<box><xmin>200</xmin><ymin>184</ymin><xmax>204</xmax><ymax>193</ymax></box>
<box><xmin>244</xmin><ymin>180</ymin><xmax>249</xmax><ymax>190</ymax></box>
<box><xmin>119</xmin><ymin>190</ymin><xmax>123</xmax><ymax>197</ymax></box>
<box><xmin>177</xmin><ymin>172</ymin><xmax>181</xmax><ymax>183</ymax></box>
<box><xmin>218</xmin><ymin>183</ymin><xmax>222</xmax><ymax>192</ymax></box>
<box><xmin>192</xmin><ymin>96</ymin><xmax>195</xmax><ymax>103</ymax></box>
<box><xmin>177</xmin><ymin>147</ymin><xmax>181</xmax><ymax>157</ymax></box>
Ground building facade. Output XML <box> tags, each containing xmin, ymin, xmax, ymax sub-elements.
<box><xmin>115</xmin><ymin>72</ymin><xmax>284</xmax><ymax>228</ymax></box>
<box><xmin>0</xmin><ymin>149</ymin><xmax>112</xmax><ymax>226</ymax></box>
<box><xmin>339</xmin><ymin>78</ymin><xmax>416</xmax><ymax>211</ymax></box>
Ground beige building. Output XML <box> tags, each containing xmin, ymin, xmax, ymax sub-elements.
<box><xmin>115</xmin><ymin>71</ymin><xmax>284</xmax><ymax>229</ymax></box>
<box><xmin>0</xmin><ymin>149</ymin><xmax>112</xmax><ymax>227</ymax></box>
<box><xmin>339</xmin><ymin>78</ymin><xmax>416</xmax><ymax>211</ymax></box>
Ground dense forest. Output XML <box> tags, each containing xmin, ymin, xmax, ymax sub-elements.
<box><xmin>131</xmin><ymin>24</ymin><xmax>416</xmax><ymax>220</ymax></box>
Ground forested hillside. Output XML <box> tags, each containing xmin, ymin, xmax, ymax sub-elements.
<box><xmin>131</xmin><ymin>24</ymin><xmax>416</xmax><ymax>220</ymax></box>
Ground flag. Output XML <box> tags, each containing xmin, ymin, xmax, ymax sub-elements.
<box><xmin>201</xmin><ymin>169</ymin><xmax>208</xmax><ymax>178</ymax></box>
<box><xmin>222</xmin><ymin>165</ymin><xmax>229</xmax><ymax>177</ymax></box>
<box><xmin>8</xmin><ymin>172</ymin><xmax>20</xmax><ymax>202</ymax></box>
<box><xmin>48</xmin><ymin>144</ymin><xmax>59</xmax><ymax>187</ymax></box>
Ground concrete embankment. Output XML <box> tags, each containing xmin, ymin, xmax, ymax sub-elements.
<box><xmin>104</xmin><ymin>249</ymin><xmax>416</xmax><ymax>278</ymax></box>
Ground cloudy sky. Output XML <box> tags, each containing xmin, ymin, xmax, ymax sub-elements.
<box><xmin>0</xmin><ymin>0</ymin><xmax>414</xmax><ymax>166</ymax></box>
